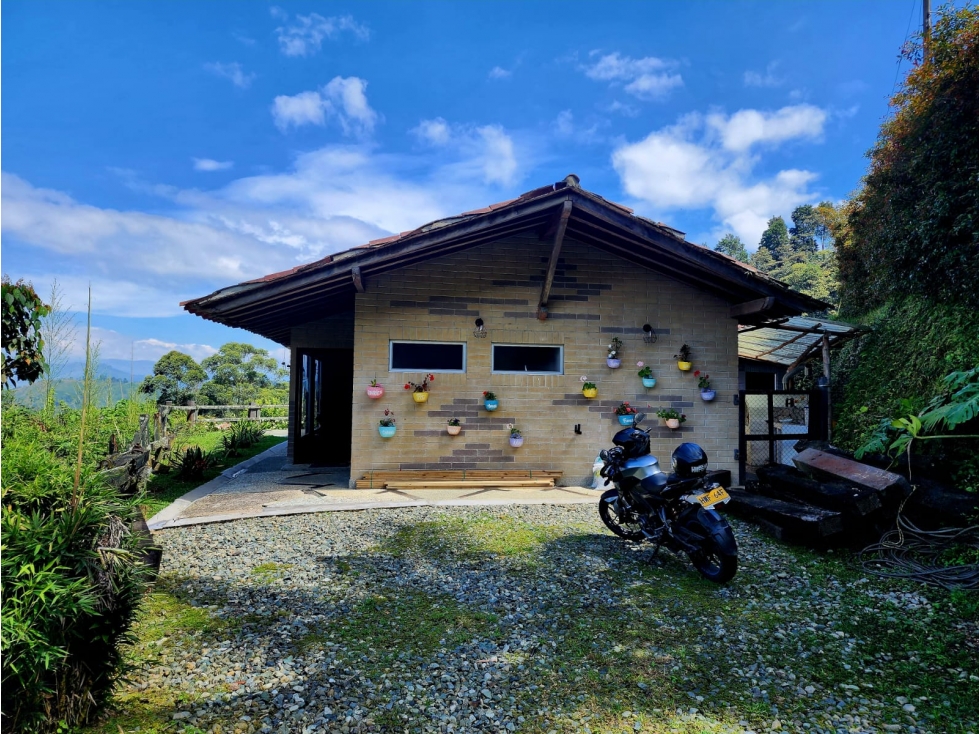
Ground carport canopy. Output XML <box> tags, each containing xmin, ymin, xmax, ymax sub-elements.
<box><xmin>738</xmin><ymin>316</ymin><xmax>865</xmax><ymax>372</ymax></box>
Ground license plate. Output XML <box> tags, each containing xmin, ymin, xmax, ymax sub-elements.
<box><xmin>695</xmin><ymin>487</ymin><xmax>730</xmax><ymax>508</ymax></box>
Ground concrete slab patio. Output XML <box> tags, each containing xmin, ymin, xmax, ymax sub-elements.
<box><xmin>146</xmin><ymin>442</ymin><xmax>600</xmax><ymax>530</ymax></box>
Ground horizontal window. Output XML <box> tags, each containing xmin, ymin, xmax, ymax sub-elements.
<box><xmin>390</xmin><ymin>340</ymin><xmax>466</xmax><ymax>372</ymax></box>
<box><xmin>492</xmin><ymin>344</ymin><xmax>563</xmax><ymax>374</ymax></box>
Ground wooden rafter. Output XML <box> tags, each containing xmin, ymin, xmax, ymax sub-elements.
<box><xmin>351</xmin><ymin>266</ymin><xmax>365</xmax><ymax>293</ymax></box>
<box><xmin>537</xmin><ymin>200</ymin><xmax>572</xmax><ymax>319</ymax></box>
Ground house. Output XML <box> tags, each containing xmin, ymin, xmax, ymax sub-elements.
<box><xmin>184</xmin><ymin>176</ymin><xmax>828</xmax><ymax>486</ymax></box>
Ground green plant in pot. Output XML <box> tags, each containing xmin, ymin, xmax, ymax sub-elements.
<box><xmin>675</xmin><ymin>344</ymin><xmax>692</xmax><ymax>371</ymax></box>
<box><xmin>696</xmin><ymin>370</ymin><xmax>715</xmax><ymax>401</ymax></box>
<box><xmin>378</xmin><ymin>409</ymin><xmax>397</xmax><ymax>438</ymax></box>
<box><xmin>507</xmin><ymin>423</ymin><xmax>524</xmax><ymax>447</ymax></box>
<box><xmin>656</xmin><ymin>408</ymin><xmax>687</xmax><ymax>429</ymax></box>
<box><xmin>447</xmin><ymin>417</ymin><xmax>462</xmax><ymax>436</ymax></box>
<box><xmin>581</xmin><ymin>376</ymin><xmax>598</xmax><ymax>398</ymax></box>
<box><xmin>637</xmin><ymin>362</ymin><xmax>656</xmax><ymax>388</ymax></box>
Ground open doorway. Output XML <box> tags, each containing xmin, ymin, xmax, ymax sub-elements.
<box><xmin>294</xmin><ymin>348</ymin><xmax>354</xmax><ymax>465</ymax></box>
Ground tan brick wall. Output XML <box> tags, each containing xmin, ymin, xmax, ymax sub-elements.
<box><xmin>345</xmin><ymin>234</ymin><xmax>740</xmax><ymax>485</ymax></box>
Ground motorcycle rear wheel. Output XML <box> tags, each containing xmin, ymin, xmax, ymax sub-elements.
<box><xmin>686</xmin><ymin>521</ymin><xmax>738</xmax><ymax>583</ymax></box>
<box><xmin>599</xmin><ymin>489</ymin><xmax>644</xmax><ymax>541</ymax></box>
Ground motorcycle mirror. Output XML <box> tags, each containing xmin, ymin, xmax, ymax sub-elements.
<box><xmin>634</xmin><ymin>412</ymin><xmax>646</xmax><ymax>425</ymax></box>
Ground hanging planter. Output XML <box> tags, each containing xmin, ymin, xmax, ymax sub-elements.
<box><xmin>378</xmin><ymin>409</ymin><xmax>396</xmax><ymax>438</ymax></box>
<box><xmin>581</xmin><ymin>378</ymin><xmax>598</xmax><ymax>399</ymax></box>
<box><xmin>507</xmin><ymin>424</ymin><xmax>523</xmax><ymax>447</ymax></box>
<box><xmin>674</xmin><ymin>344</ymin><xmax>692</xmax><ymax>371</ymax></box>
<box><xmin>405</xmin><ymin>374</ymin><xmax>434</xmax><ymax>403</ymax></box>
<box><xmin>615</xmin><ymin>402</ymin><xmax>637</xmax><ymax>426</ymax></box>
<box><xmin>483</xmin><ymin>390</ymin><xmax>499</xmax><ymax>411</ymax></box>
<box><xmin>366</xmin><ymin>380</ymin><xmax>385</xmax><ymax>399</ymax></box>
<box><xmin>637</xmin><ymin>363</ymin><xmax>655</xmax><ymax>389</ymax></box>
<box><xmin>447</xmin><ymin>418</ymin><xmax>462</xmax><ymax>436</ymax></box>
<box><xmin>696</xmin><ymin>371</ymin><xmax>714</xmax><ymax>401</ymax></box>
<box><xmin>607</xmin><ymin>337</ymin><xmax>623</xmax><ymax>369</ymax></box>
<box><xmin>657</xmin><ymin>408</ymin><xmax>686</xmax><ymax>430</ymax></box>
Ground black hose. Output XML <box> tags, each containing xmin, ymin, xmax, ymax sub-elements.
<box><xmin>859</xmin><ymin>515</ymin><xmax>979</xmax><ymax>591</ymax></box>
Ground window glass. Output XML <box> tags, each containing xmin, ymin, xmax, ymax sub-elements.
<box><xmin>492</xmin><ymin>345</ymin><xmax>563</xmax><ymax>374</ymax></box>
<box><xmin>390</xmin><ymin>341</ymin><xmax>466</xmax><ymax>372</ymax></box>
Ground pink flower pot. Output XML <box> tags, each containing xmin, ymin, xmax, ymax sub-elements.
<box><xmin>366</xmin><ymin>385</ymin><xmax>385</xmax><ymax>399</ymax></box>
<box><xmin>447</xmin><ymin>425</ymin><xmax>462</xmax><ymax>436</ymax></box>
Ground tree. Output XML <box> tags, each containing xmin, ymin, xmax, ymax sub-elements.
<box><xmin>842</xmin><ymin>5</ymin><xmax>979</xmax><ymax>313</ymax></box>
<box><xmin>813</xmin><ymin>200</ymin><xmax>837</xmax><ymax>250</ymax></box>
<box><xmin>749</xmin><ymin>246</ymin><xmax>776</xmax><ymax>274</ymax></box>
<box><xmin>140</xmin><ymin>351</ymin><xmax>206</xmax><ymax>404</ymax></box>
<box><xmin>789</xmin><ymin>205</ymin><xmax>819</xmax><ymax>255</ymax></box>
<box><xmin>2</xmin><ymin>277</ymin><xmax>50</xmax><ymax>388</ymax></box>
<box><xmin>200</xmin><ymin>342</ymin><xmax>280</xmax><ymax>405</ymax></box>
<box><xmin>758</xmin><ymin>216</ymin><xmax>790</xmax><ymax>260</ymax></box>
<box><xmin>713</xmin><ymin>233</ymin><xmax>750</xmax><ymax>263</ymax></box>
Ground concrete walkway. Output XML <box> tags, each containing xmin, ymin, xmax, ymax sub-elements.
<box><xmin>146</xmin><ymin>442</ymin><xmax>600</xmax><ymax>530</ymax></box>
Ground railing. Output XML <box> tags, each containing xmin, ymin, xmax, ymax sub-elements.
<box><xmin>159</xmin><ymin>402</ymin><xmax>289</xmax><ymax>424</ymax></box>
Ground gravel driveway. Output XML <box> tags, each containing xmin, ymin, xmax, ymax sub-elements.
<box><xmin>101</xmin><ymin>506</ymin><xmax>978</xmax><ymax>734</ymax></box>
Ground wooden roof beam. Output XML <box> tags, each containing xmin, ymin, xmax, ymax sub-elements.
<box><xmin>351</xmin><ymin>266</ymin><xmax>365</xmax><ymax>293</ymax></box>
<box><xmin>537</xmin><ymin>201</ymin><xmax>572</xmax><ymax>320</ymax></box>
<box><xmin>730</xmin><ymin>297</ymin><xmax>776</xmax><ymax>319</ymax></box>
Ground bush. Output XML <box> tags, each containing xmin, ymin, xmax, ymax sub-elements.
<box><xmin>1</xmin><ymin>439</ymin><xmax>149</xmax><ymax>732</ymax></box>
<box><xmin>173</xmin><ymin>445</ymin><xmax>220</xmax><ymax>480</ymax></box>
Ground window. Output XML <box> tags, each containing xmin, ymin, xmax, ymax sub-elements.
<box><xmin>389</xmin><ymin>341</ymin><xmax>466</xmax><ymax>372</ymax></box>
<box><xmin>492</xmin><ymin>344</ymin><xmax>563</xmax><ymax>374</ymax></box>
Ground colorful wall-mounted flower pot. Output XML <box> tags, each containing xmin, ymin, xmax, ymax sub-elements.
<box><xmin>641</xmin><ymin>377</ymin><xmax>657</xmax><ymax>388</ymax></box>
<box><xmin>607</xmin><ymin>358</ymin><xmax>621</xmax><ymax>369</ymax></box>
<box><xmin>509</xmin><ymin>436</ymin><xmax>524</xmax><ymax>448</ymax></box>
<box><xmin>617</xmin><ymin>414</ymin><xmax>635</xmax><ymax>426</ymax></box>
<box><xmin>412</xmin><ymin>391</ymin><xmax>429</xmax><ymax>403</ymax></box>
<box><xmin>484</xmin><ymin>399</ymin><xmax>499</xmax><ymax>411</ymax></box>
<box><xmin>447</xmin><ymin>424</ymin><xmax>462</xmax><ymax>436</ymax></box>
<box><xmin>366</xmin><ymin>385</ymin><xmax>385</xmax><ymax>399</ymax></box>
<box><xmin>378</xmin><ymin>425</ymin><xmax>397</xmax><ymax>438</ymax></box>
<box><xmin>666</xmin><ymin>418</ymin><xmax>680</xmax><ymax>429</ymax></box>
<box><xmin>677</xmin><ymin>361</ymin><xmax>693</xmax><ymax>371</ymax></box>
<box><xmin>582</xmin><ymin>387</ymin><xmax>598</xmax><ymax>399</ymax></box>
<box><xmin>701</xmin><ymin>389</ymin><xmax>716</xmax><ymax>402</ymax></box>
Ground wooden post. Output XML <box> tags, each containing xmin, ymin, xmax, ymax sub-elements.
<box><xmin>822</xmin><ymin>334</ymin><xmax>832</xmax><ymax>442</ymax></box>
<box><xmin>537</xmin><ymin>201</ymin><xmax>573</xmax><ymax>319</ymax></box>
<box><xmin>187</xmin><ymin>400</ymin><xmax>197</xmax><ymax>424</ymax></box>
<box><xmin>923</xmin><ymin>0</ymin><xmax>932</xmax><ymax>62</ymax></box>
<box><xmin>248</xmin><ymin>403</ymin><xmax>259</xmax><ymax>421</ymax></box>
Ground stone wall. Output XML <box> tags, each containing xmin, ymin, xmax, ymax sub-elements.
<box><xmin>341</xmin><ymin>233</ymin><xmax>740</xmax><ymax>485</ymax></box>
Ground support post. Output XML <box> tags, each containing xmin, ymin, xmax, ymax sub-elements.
<box><xmin>187</xmin><ymin>400</ymin><xmax>197</xmax><ymax>424</ymax></box>
<box><xmin>248</xmin><ymin>403</ymin><xmax>260</xmax><ymax>421</ymax></box>
<box><xmin>537</xmin><ymin>201</ymin><xmax>573</xmax><ymax>320</ymax></box>
<box><xmin>822</xmin><ymin>334</ymin><xmax>832</xmax><ymax>442</ymax></box>
<box><xmin>351</xmin><ymin>266</ymin><xmax>365</xmax><ymax>293</ymax></box>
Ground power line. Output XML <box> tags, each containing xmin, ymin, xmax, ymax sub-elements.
<box><xmin>892</xmin><ymin>0</ymin><xmax>920</xmax><ymax>96</ymax></box>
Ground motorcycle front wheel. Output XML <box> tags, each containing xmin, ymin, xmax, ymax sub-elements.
<box><xmin>599</xmin><ymin>489</ymin><xmax>644</xmax><ymax>540</ymax></box>
<box><xmin>686</xmin><ymin>519</ymin><xmax>738</xmax><ymax>583</ymax></box>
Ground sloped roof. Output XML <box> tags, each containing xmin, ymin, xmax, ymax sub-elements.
<box><xmin>739</xmin><ymin>316</ymin><xmax>865</xmax><ymax>367</ymax></box>
<box><xmin>184</xmin><ymin>176</ymin><xmax>830</xmax><ymax>344</ymax></box>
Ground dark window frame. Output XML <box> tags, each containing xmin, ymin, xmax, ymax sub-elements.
<box><xmin>491</xmin><ymin>343</ymin><xmax>564</xmax><ymax>375</ymax></box>
<box><xmin>389</xmin><ymin>340</ymin><xmax>467</xmax><ymax>373</ymax></box>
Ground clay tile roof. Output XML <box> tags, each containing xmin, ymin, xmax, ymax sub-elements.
<box><xmin>367</xmin><ymin>234</ymin><xmax>402</xmax><ymax>246</ymax></box>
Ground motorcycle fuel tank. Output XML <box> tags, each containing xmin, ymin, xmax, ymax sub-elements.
<box><xmin>621</xmin><ymin>454</ymin><xmax>661</xmax><ymax>482</ymax></box>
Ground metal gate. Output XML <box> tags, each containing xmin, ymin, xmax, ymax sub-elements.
<box><xmin>738</xmin><ymin>390</ymin><xmax>826</xmax><ymax>484</ymax></box>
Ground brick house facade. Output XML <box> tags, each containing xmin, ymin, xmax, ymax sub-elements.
<box><xmin>185</xmin><ymin>178</ymin><xmax>826</xmax><ymax>486</ymax></box>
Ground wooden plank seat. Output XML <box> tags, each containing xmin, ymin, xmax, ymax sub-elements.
<box><xmin>355</xmin><ymin>469</ymin><xmax>562</xmax><ymax>489</ymax></box>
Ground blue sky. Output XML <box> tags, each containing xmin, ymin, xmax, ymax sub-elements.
<box><xmin>1</xmin><ymin>1</ymin><xmax>931</xmax><ymax>364</ymax></box>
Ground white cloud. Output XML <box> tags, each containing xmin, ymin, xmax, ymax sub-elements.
<box><xmin>488</xmin><ymin>66</ymin><xmax>512</xmax><ymax>80</ymax></box>
<box><xmin>581</xmin><ymin>51</ymin><xmax>683</xmax><ymax>100</ymax></box>
<box><xmin>612</xmin><ymin>106</ymin><xmax>828</xmax><ymax>246</ymax></box>
<box><xmin>411</xmin><ymin>119</ymin><xmax>520</xmax><ymax>187</ymax></box>
<box><xmin>204</xmin><ymin>62</ymin><xmax>256</xmax><ymax>89</ymax></box>
<box><xmin>705</xmin><ymin>104</ymin><xmax>827</xmax><ymax>152</ymax></box>
<box><xmin>193</xmin><ymin>158</ymin><xmax>234</xmax><ymax>172</ymax></box>
<box><xmin>271</xmin><ymin>77</ymin><xmax>378</xmax><ymax>137</ymax></box>
<box><xmin>273</xmin><ymin>11</ymin><xmax>369</xmax><ymax>56</ymax></box>
<box><xmin>554</xmin><ymin>110</ymin><xmax>574</xmax><ymax>136</ymax></box>
<box><xmin>70</xmin><ymin>326</ymin><xmax>218</xmax><ymax>361</ymax></box>
<box><xmin>743</xmin><ymin>61</ymin><xmax>784</xmax><ymax>88</ymax></box>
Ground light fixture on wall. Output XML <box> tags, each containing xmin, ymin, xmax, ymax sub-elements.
<box><xmin>642</xmin><ymin>323</ymin><xmax>657</xmax><ymax>344</ymax></box>
<box><xmin>473</xmin><ymin>318</ymin><xmax>487</xmax><ymax>338</ymax></box>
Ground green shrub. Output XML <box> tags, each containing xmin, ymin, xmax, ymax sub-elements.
<box><xmin>174</xmin><ymin>445</ymin><xmax>219</xmax><ymax>480</ymax></box>
<box><xmin>1</xmin><ymin>439</ymin><xmax>149</xmax><ymax>732</ymax></box>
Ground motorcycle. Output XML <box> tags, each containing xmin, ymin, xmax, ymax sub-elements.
<box><xmin>597</xmin><ymin>412</ymin><xmax>738</xmax><ymax>583</ymax></box>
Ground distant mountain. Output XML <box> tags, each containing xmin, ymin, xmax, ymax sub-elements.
<box><xmin>61</xmin><ymin>359</ymin><xmax>156</xmax><ymax>381</ymax></box>
<box><xmin>10</xmin><ymin>378</ymin><xmax>138</xmax><ymax>409</ymax></box>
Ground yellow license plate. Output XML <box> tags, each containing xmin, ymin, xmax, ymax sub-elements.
<box><xmin>695</xmin><ymin>487</ymin><xmax>730</xmax><ymax>508</ymax></box>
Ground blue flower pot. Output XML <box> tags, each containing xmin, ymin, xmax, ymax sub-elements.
<box><xmin>484</xmin><ymin>399</ymin><xmax>499</xmax><ymax>411</ymax></box>
<box><xmin>617</xmin><ymin>415</ymin><xmax>635</xmax><ymax>426</ymax></box>
<box><xmin>701</xmin><ymin>389</ymin><xmax>716</xmax><ymax>402</ymax></box>
<box><xmin>607</xmin><ymin>358</ymin><xmax>621</xmax><ymax>369</ymax></box>
<box><xmin>378</xmin><ymin>425</ymin><xmax>397</xmax><ymax>438</ymax></box>
<box><xmin>642</xmin><ymin>377</ymin><xmax>657</xmax><ymax>388</ymax></box>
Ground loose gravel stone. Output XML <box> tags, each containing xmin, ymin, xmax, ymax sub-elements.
<box><xmin>112</xmin><ymin>505</ymin><xmax>979</xmax><ymax>734</ymax></box>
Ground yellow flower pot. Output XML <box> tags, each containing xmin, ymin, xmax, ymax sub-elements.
<box><xmin>412</xmin><ymin>391</ymin><xmax>429</xmax><ymax>403</ymax></box>
<box><xmin>677</xmin><ymin>361</ymin><xmax>692</xmax><ymax>371</ymax></box>
<box><xmin>582</xmin><ymin>387</ymin><xmax>598</xmax><ymax>399</ymax></box>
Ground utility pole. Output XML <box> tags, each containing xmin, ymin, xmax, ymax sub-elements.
<box><xmin>923</xmin><ymin>0</ymin><xmax>932</xmax><ymax>62</ymax></box>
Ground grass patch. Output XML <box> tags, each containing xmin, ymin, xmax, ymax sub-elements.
<box><xmin>329</xmin><ymin>590</ymin><xmax>500</xmax><ymax>662</ymax></box>
<box><xmin>141</xmin><ymin>433</ymin><xmax>285</xmax><ymax>517</ymax></box>
<box><xmin>249</xmin><ymin>561</ymin><xmax>293</xmax><ymax>582</ymax></box>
